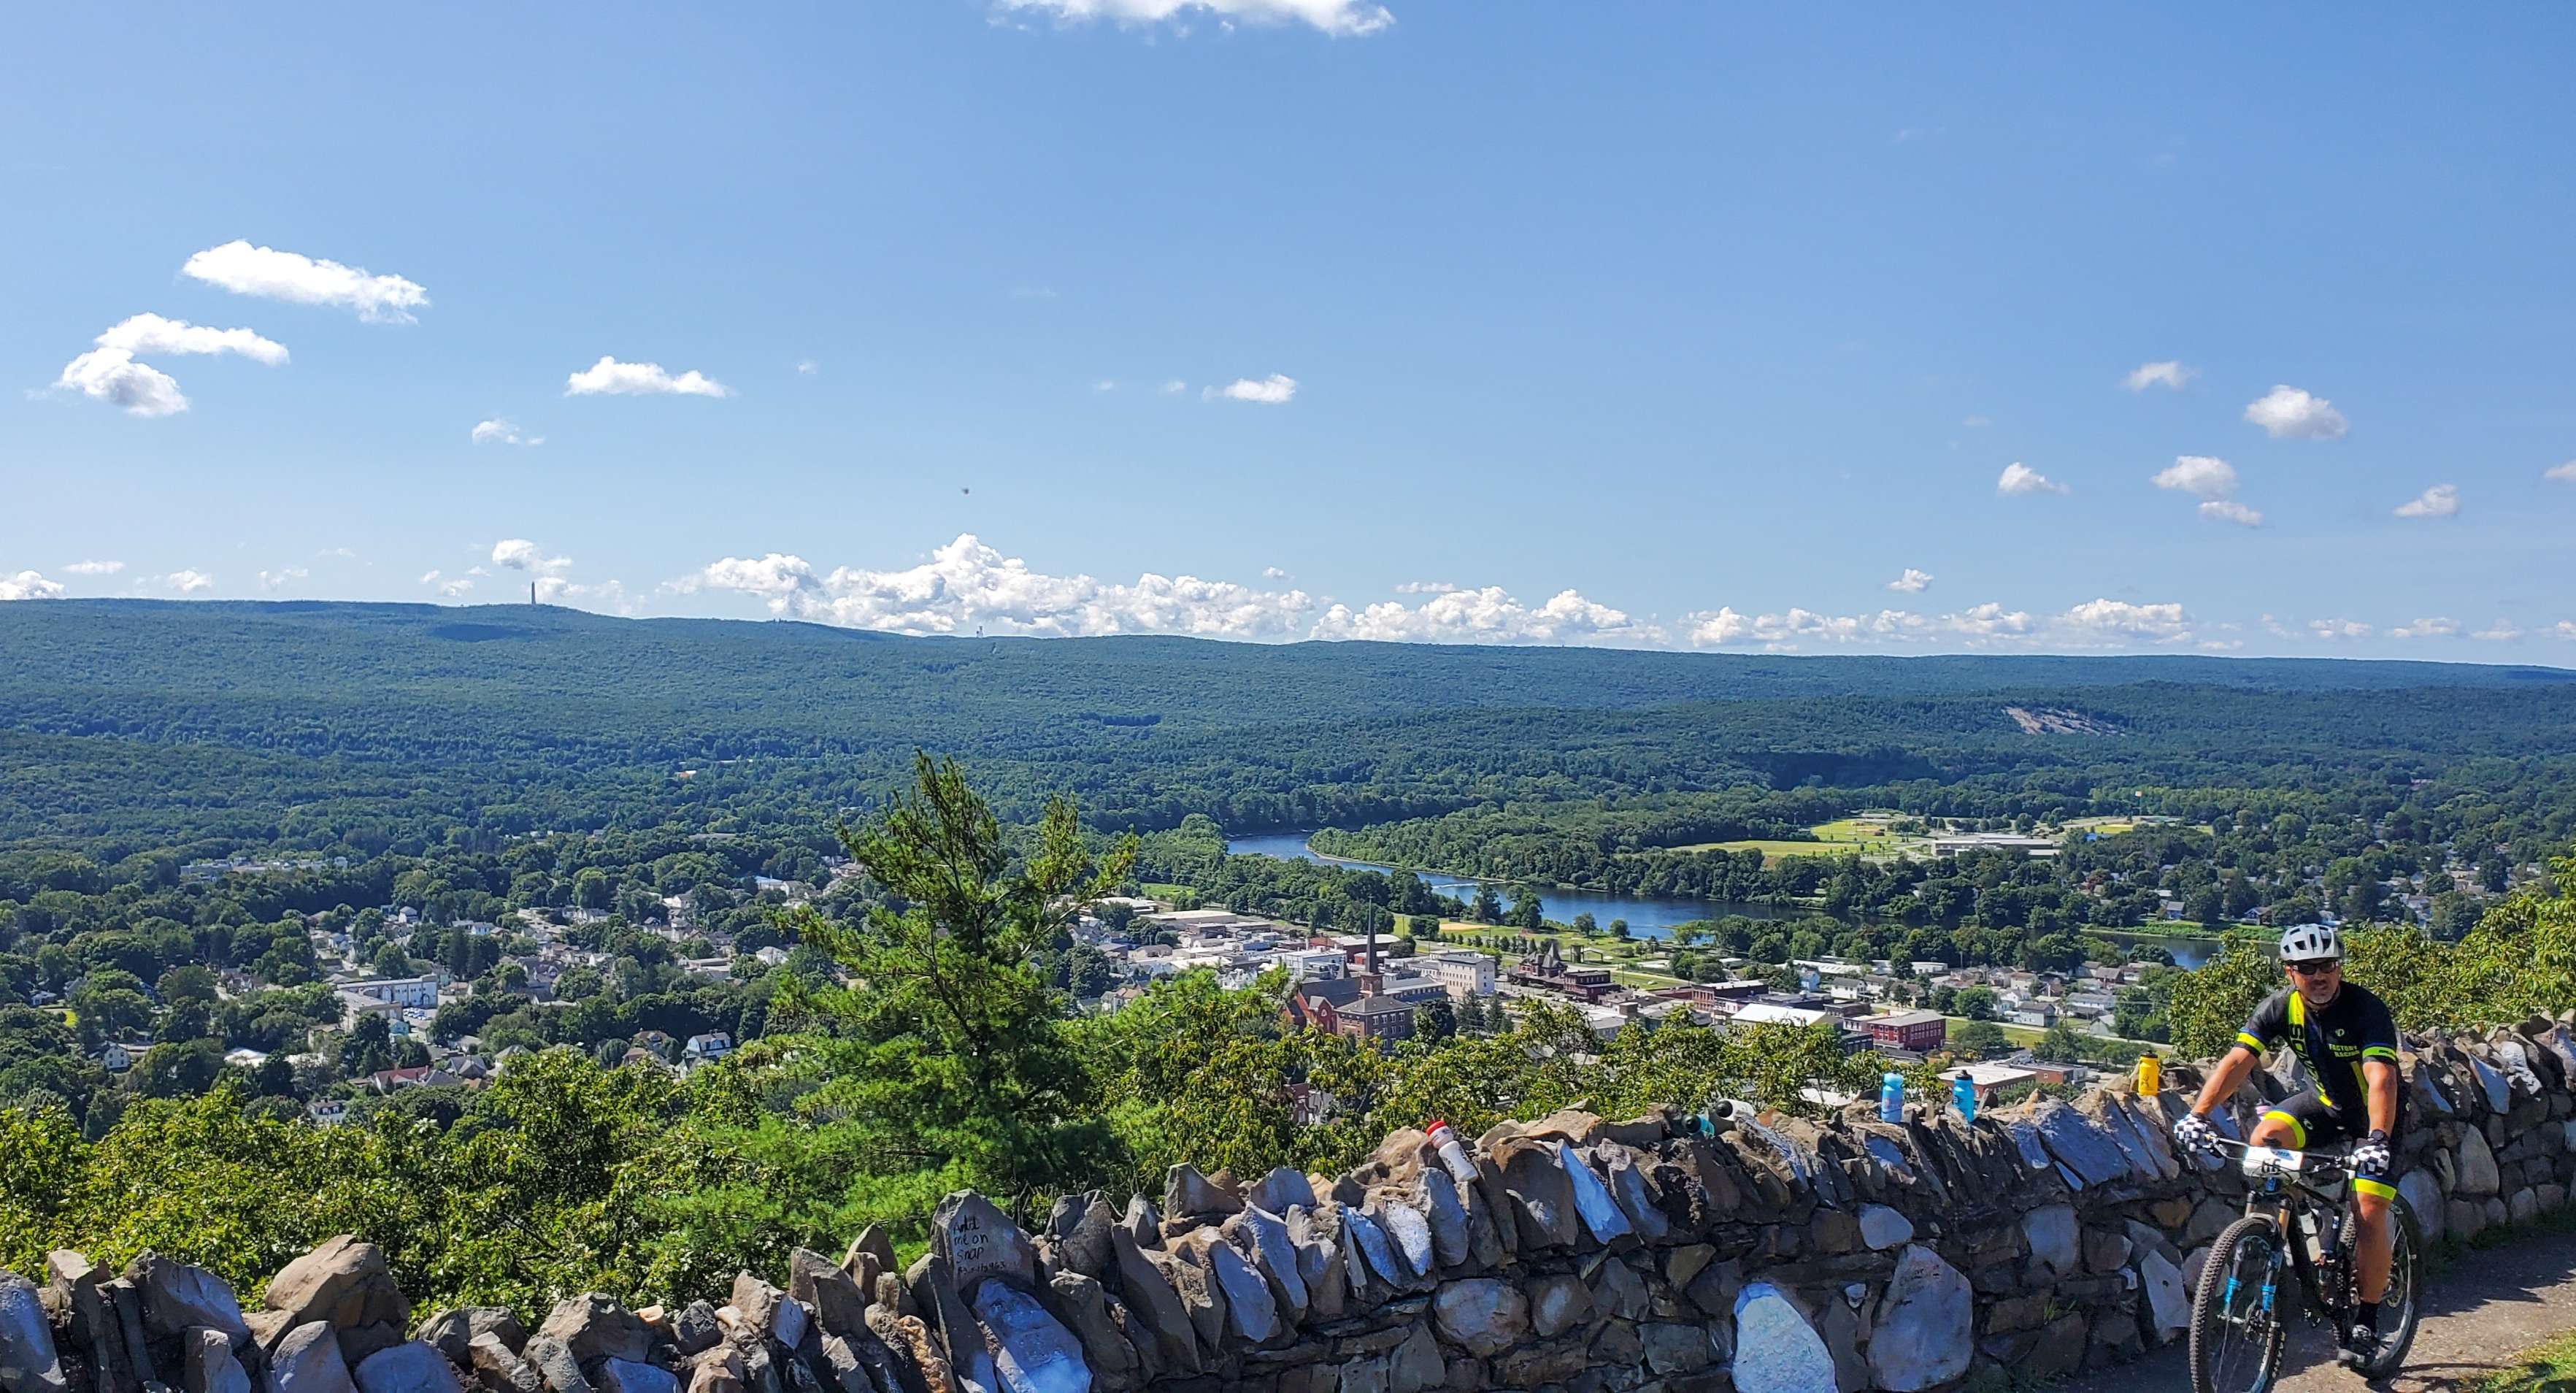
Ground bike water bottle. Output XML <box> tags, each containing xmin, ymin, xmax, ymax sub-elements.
<box><xmin>1880</xmin><ymin>1072</ymin><xmax>1905</xmax><ymax>1124</ymax></box>
<box><xmin>2135</xmin><ymin>1052</ymin><xmax>2160</xmax><ymax>1097</ymax></box>
<box><xmin>1952</xmin><ymin>1074</ymin><xmax>1977</xmax><ymax>1124</ymax></box>
<box><xmin>1425</xmin><ymin>1119</ymin><xmax>1478</xmax><ymax>1186</ymax></box>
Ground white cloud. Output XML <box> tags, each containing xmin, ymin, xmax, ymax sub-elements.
<box><xmin>796</xmin><ymin>360</ymin><xmax>820</xmax><ymax>376</ymax></box>
<box><xmin>317</xmin><ymin>547</ymin><xmax>358</xmax><ymax>560</ymax></box>
<box><xmin>1885</xmin><ymin>568</ymin><xmax>1933</xmax><ymax>594</ymax></box>
<box><xmin>2472</xmin><ymin>622</ymin><xmax>2523</xmax><ymax>642</ymax></box>
<box><xmin>1093</xmin><ymin>380</ymin><xmax>1118</xmax><ymax>392</ymax></box>
<box><xmin>2546</xmin><ymin>461</ymin><xmax>2576</xmax><ymax>483</ymax></box>
<box><xmin>0</xmin><ymin>571</ymin><xmax>66</xmax><ymax>602</ymax></box>
<box><xmin>2199</xmin><ymin>500</ymin><xmax>2264</xmax><ymax>526</ymax></box>
<box><xmin>564</xmin><ymin>356</ymin><xmax>731</xmax><ymax>398</ymax></box>
<box><xmin>2557</xmin><ymin>622</ymin><xmax>2576</xmax><ymax>641</ymax></box>
<box><xmin>1206</xmin><ymin>373</ymin><xmax>1297</xmax><ymax>404</ymax></box>
<box><xmin>492</xmin><ymin>539</ymin><xmax>573</xmax><ymax>575</ymax></box>
<box><xmin>181</xmin><ymin>240</ymin><xmax>428</xmax><ymax>323</ymax></box>
<box><xmin>2243</xmin><ymin>384</ymin><xmax>2348</xmax><ymax>440</ymax></box>
<box><xmin>2310</xmin><ymin>618</ymin><xmax>2373</xmax><ymax>641</ymax></box>
<box><xmin>1162</xmin><ymin>380</ymin><xmax>1188</xmax><ymax>394</ymax></box>
<box><xmin>51</xmin><ymin>313</ymin><xmax>288</xmax><ymax>417</ymax></box>
<box><xmin>1317</xmin><ymin>588</ymin><xmax>1641</xmax><ymax>645</ymax></box>
<box><xmin>996</xmin><ymin>0</ymin><xmax>1393</xmax><ymax>36</ymax></box>
<box><xmin>2394</xmin><ymin>484</ymin><xmax>2460</xmax><ymax>519</ymax></box>
<box><xmin>1944</xmin><ymin>602</ymin><xmax>2039</xmax><ymax>640</ymax></box>
<box><xmin>421</xmin><ymin>569</ymin><xmax>475</xmax><ymax>599</ymax></box>
<box><xmin>1961</xmin><ymin>415</ymin><xmax>1991</xmax><ymax>428</ymax></box>
<box><xmin>258</xmin><ymin>567</ymin><xmax>309</xmax><ymax>591</ymax></box>
<box><xmin>1996</xmin><ymin>463</ymin><xmax>2068</xmax><ymax>496</ymax></box>
<box><xmin>164</xmin><ymin>570</ymin><xmax>215</xmax><ymax>594</ymax></box>
<box><xmin>2390</xmin><ymin>617</ymin><xmax>2459</xmax><ymax>640</ymax></box>
<box><xmin>471</xmin><ymin>418</ymin><xmax>542</xmax><ymax>446</ymax></box>
<box><xmin>2151</xmin><ymin>454</ymin><xmax>2237</xmax><ymax>499</ymax></box>
<box><xmin>2055</xmin><ymin>598</ymin><xmax>2191</xmax><ymax>645</ymax></box>
<box><xmin>2123</xmin><ymin>361</ymin><xmax>2195</xmax><ymax>391</ymax></box>
<box><xmin>679</xmin><ymin>534</ymin><xmax>1327</xmax><ymax>641</ymax></box>
<box><xmin>1685</xmin><ymin>607</ymin><xmax>1933</xmax><ymax>649</ymax></box>
<box><xmin>1393</xmin><ymin>580</ymin><xmax>1458</xmax><ymax>594</ymax></box>
<box><xmin>1262</xmin><ymin>566</ymin><xmax>1290</xmax><ymax>580</ymax></box>
<box><xmin>64</xmin><ymin>560</ymin><xmax>125</xmax><ymax>576</ymax></box>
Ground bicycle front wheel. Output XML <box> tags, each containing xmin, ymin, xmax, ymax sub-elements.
<box><xmin>2192</xmin><ymin>1215</ymin><xmax>2289</xmax><ymax>1393</ymax></box>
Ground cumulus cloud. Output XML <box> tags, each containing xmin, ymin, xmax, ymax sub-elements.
<box><xmin>1885</xmin><ymin>568</ymin><xmax>1933</xmax><ymax>594</ymax></box>
<box><xmin>796</xmin><ymin>360</ymin><xmax>819</xmax><ymax>376</ymax></box>
<box><xmin>492</xmin><ymin>539</ymin><xmax>573</xmax><ymax>575</ymax></box>
<box><xmin>565</xmin><ymin>356</ymin><xmax>731</xmax><ymax>397</ymax></box>
<box><xmin>51</xmin><ymin>313</ymin><xmax>289</xmax><ymax>417</ymax></box>
<box><xmin>2472</xmin><ymin>622</ymin><xmax>2523</xmax><ymax>641</ymax></box>
<box><xmin>2148</xmin><ymin>456</ymin><xmax>2264</xmax><ymax>524</ymax></box>
<box><xmin>996</xmin><ymin>0</ymin><xmax>1393</xmax><ymax>36</ymax></box>
<box><xmin>2547</xmin><ymin>461</ymin><xmax>2576</xmax><ymax>483</ymax></box>
<box><xmin>1262</xmin><ymin>567</ymin><xmax>1290</xmax><ymax>580</ymax></box>
<box><xmin>2394</xmin><ymin>484</ymin><xmax>2460</xmax><ymax>519</ymax></box>
<box><xmin>420</xmin><ymin>569</ymin><xmax>475</xmax><ymax>599</ymax></box>
<box><xmin>1996</xmin><ymin>463</ymin><xmax>2068</xmax><ymax>496</ymax></box>
<box><xmin>164</xmin><ymin>570</ymin><xmax>215</xmax><ymax>594</ymax></box>
<box><xmin>2390</xmin><ymin>617</ymin><xmax>2459</xmax><ymax>640</ymax></box>
<box><xmin>2151</xmin><ymin>454</ymin><xmax>2236</xmax><ymax>499</ymax></box>
<box><xmin>1393</xmin><ymin>580</ymin><xmax>1458</xmax><ymax>594</ymax></box>
<box><xmin>2123</xmin><ymin>361</ymin><xmax>2195</xmax><ymax>391</ymax></box>
<box><xmin>2055</xmin><ymin>599</ymin><xmax>2191</xmax><ymax>645</ymax></box>
<box><xmin>258</xmin><ymin>567</ymin><xmax>309</xmax><ymax>591</ymax></box>
<box><xmin>1317</xmin><ymin>588</ymin><xmax>1641</xmax><ymax>645</ymax></box>
<box><xmin>2310</xmin><ymin>618</ymin><xmax>2373</xmax><ymax>640</ymax></box>
<box><xmin>472</xmin><ymin>418</ymin><xmax>542</xmax><ymax>446</ymax></box>
<box><xmin>2244</xmin><ymin>384</ymin><xmax>2348</xmax><ymax>440</ymax></box>
<box><xmin>64</xmin><ymin>560</ymin><xmax>125</xmax><ymax>575</ymax></box>
<box><xmin>0</xmin><ymin>571</ymin><xmax>66</xmax><ymax>602</ymax></box>
<box><xmin>678</xmin><ymin>534</ymin><xmax>1327</xmax><ymax>640</ymax></box>
<box><xmin>1684</xmin><ymin>601</ymin><xmax>2086</xmax><ymax>651</ymax></box>
<box><xmin>1206</xmin><ymin>373</ymin><xmax>1297</xmax><ymax>404</ymax></box>
<box><xmin>182</xmin><ymin>240</ymin><xmax>427</xmax><ymax>323</ymax></box>
<box><xmin>2558</xmin><ymin>621</ymin><xmax>2576</xmax><ymax>641</ymax></box>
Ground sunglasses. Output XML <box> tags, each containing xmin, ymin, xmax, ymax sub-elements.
<box><xmin>2286</xmin><ymin>959</ymin><xmax>2341</xmax><ymax>978</ymax></box>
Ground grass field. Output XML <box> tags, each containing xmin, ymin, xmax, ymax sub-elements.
<box><xmin>2472</xmin><ymin>1327</ymin><xmax>2576</xmax><ymax>1393</ymax></box>
<box><xmin>1672</xmin><ymin>813</ymin><xmax>1934</xmax><ymax>864</ymax></box>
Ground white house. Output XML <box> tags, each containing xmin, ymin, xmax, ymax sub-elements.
<box><xmin>683</xmin><ymin>1032</ymin><xmax>733</xmax><ymax>1062</ymax></box>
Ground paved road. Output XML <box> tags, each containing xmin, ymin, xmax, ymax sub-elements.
<box><xmin>2051</xmin><ymin>1225</ymin><xmax>2576</xmax><ymax>1393</ymax></box>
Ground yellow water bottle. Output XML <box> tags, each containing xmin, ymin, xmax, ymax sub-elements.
<box><xmin>2135</xmin><ymin>1053</ymin><xmax>2161</xmax><ymax>1097</ymax></box>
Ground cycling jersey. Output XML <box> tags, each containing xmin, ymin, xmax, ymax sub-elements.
<box><xmin>2233</xmin><ymin>981</ymin><xmax>2402</xmax><ymax>1134</ymax></box>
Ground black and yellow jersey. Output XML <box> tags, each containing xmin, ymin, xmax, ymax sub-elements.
<box><xmin>2234</xmin><ymin>981</ymin><xmax>2402</xmax><ymax>1125</ymax></box>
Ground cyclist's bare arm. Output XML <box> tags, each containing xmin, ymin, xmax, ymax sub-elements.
<box><xmin>2191</xmin><ymin>1043</ymin><xmax>2260</xmax><ymax>1117</ymax></box>
<box><xmin>2364</xmin><ymin>1059</ymin><xmax>2396</xmax><ymax>1135</ymax></box>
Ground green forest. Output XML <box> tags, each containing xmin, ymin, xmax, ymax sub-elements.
<box><xmin>7</xmin><ymin>601</ymin><xmax>2576</xmax><ymax>1308</ymax></box>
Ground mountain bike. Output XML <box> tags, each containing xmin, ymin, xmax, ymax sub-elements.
<box><xmin>2188</xmin><ymin>1135</ymin><xmax>2424</xmax><ymax>1393</ymax></box>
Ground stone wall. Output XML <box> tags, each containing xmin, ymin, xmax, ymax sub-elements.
<box><xmin>7</xmin><ymin>1015</ymin><xmax>2575</xmax><ymax>1393</ymax></box>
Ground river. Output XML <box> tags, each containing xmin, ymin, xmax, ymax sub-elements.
<box><xmin>1224</xmin><ymin>829</ymin><xmax>2220</xmax><ymax>967</ymax></box>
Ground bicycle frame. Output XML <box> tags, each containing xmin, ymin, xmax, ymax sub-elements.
<box><xmin>2230</xmin><ymin>1147</ymin><xmax>2354</xmax><ymax>1322</ymax></box>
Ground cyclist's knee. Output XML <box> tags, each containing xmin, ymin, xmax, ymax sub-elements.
<box><xmin>2355</xmin><ymin>1190</ymin><xmax>2392</xmax><ymax>1223</ymax></box>
<box><xmin>2248</xmin><ymin>1115</ymin><xmax>2302</xmax><ymax>1147</ymax></box>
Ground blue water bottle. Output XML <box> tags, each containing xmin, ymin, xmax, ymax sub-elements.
<box><xmin>1952</xmin><ymin>1074</ymin><xmax>1978</xmax><ymax>1124</ymax></box>
<box><xmin>1880</xmin><ymin>1072</ymin><xmax>1905</xmax><ymax>1124</ymax></box>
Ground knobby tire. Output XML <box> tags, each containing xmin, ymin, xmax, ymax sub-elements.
<box><xmin>2192</xmin><ymin>1215</ymin><xmax>2288</xmax><ymax>1393</ymax></box>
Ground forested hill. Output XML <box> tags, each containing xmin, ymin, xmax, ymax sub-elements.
<box><xmin>5</xmin><ymin>599</ymin><xmax>2576</xmax><ymax>856</ymax></box>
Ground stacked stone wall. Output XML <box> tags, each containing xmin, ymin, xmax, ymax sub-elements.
<box><xmin>7</xmin><ymin>1016</ymin><xmax>2575</xmax><ymax>1393</ymax></box>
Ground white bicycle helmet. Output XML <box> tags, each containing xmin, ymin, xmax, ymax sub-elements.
<box><xmin>2277</xmin><ymin>922</ymin><xmax>2341</xmax><ymax>963</ymax></box>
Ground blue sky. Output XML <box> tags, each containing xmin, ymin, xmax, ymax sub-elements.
<box><xmin>7</xmin><ymin>2</ymin><xmax>2573</xmax><ymax>657</ymax></box>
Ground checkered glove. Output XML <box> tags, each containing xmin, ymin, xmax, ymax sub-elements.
<box><xmin>2349</xmin><ymin>1129</ymin><xmax>2393</xmax><ymax>1181</ymax></box>
<box><xmin>2172</xmin><ymin>1111</ymin><xmax>2219</xmax><ymax>1156</ymax></box>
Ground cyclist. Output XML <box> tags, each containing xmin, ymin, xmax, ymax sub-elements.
<box><xmin>2172</xmin><ymin>923</ymin><xmax>2403</xmax><ymax>1369</ymax></box>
